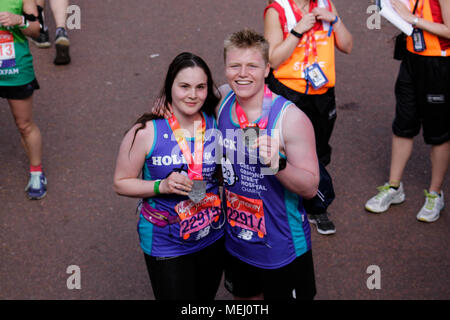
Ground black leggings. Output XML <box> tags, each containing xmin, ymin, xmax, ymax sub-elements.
<box><xmin>144</xmin><ymin>237</ymin><xmax>225</xmax><ymax>300</ymax></box>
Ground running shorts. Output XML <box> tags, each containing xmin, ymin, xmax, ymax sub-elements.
<box><xmin>393</xmin><ymin>51</ymin><xmax>450</xmax><ymax>145</ymax></box>
<box><xmin>0</xmin><ymin>78</ymin><xmax>40</xmax><ymax>100</ymax></box>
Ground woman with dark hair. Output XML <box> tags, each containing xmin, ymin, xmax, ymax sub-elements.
<box><xmin>113</xmin><ymin>52</ymin><xmax>224</xmax><ymax>300</ymax></box>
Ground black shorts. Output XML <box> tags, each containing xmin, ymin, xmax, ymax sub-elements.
<box><xmin>393</xmin><ymin>52</ymin><xmax>450</xmax><ymax>145</ymax></box>
<box><xmin>143</xmin><ymin>237</ymin><xmax>225</xmax><ymax>300</ymax></box>
<box><xmin>267</xmin><ymin>70</ymin><xmax>337</xmax><ymax>166</ymax></box>
<box><xmin>0</xmin><ymin>78</ymin><xmax>40</xmax><ymax>100</ymax></box>
<box><xmin>224</xmin><ymin>250</ymin><xmax>316</xmax><ymax>300</ymax></box>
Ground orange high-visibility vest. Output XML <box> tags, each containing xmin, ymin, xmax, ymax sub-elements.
<box><xmin>265</xmin><ymin>0</ymin><xmax>336</xmax><ymax>95</ymax></box>
<box><xmin>407</xmin><ymin>0</ymin><xmax>450</xmax><ymax>57</ymax></box>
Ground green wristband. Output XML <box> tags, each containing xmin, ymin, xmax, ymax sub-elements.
<box><xmin>154</xmin><ymin>180</ymin><xmax>161</xmax><ymax>195</ymax></box>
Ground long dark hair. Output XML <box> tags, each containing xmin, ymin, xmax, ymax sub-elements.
<box><xmin>129</xmin><ymin>52</ymin><xmax>221</xmax><ymax>150</ymax></box>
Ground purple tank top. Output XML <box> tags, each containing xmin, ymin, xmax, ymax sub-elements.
<box><xmin>138</xmin><ymin>113</ymin><xmax>224</xmax><ymax>257</ymax></box>
<box><xmin>218</xmin><ymin>90</ymin><xmax>312</xmax><ymax>269</ymax></box>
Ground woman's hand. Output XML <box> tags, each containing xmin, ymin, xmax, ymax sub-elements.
<box><xmin>159</xmin><ymin>172</ymin><xmax>193</xmax><ymax>196</ymax></box>
<box><xmin>312</xmin><ymin>7</ymin><xmax>337</xmax><ymax>23</ymax></box>
<box><xmin>0</xmin><ymin>12</ymin><xmax>22</xmax><ymax>27</ymax></box>
<box><xmin>293</xmin><ymin>13</ymin><xmax>316</xmax><ymax>35</ymax></box>
<box><xmin>390</xmin><ymin>0</ymin><xmax>415</xmax><ymax>24</ymax></box>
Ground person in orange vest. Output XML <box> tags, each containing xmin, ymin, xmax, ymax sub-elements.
<box><xmin>264</xmin><ymin>0</ymin><xmax>352</xmax><ymax>235</ymax></box>
<box><xmin>365</xmin><ymin>0</ymin><xmax>450</xmax><ymax>223</ymax></box>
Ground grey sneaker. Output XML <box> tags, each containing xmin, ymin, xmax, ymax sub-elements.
<box><xmin>365</xmin><ymin>182</ymin><xmax>405</xmax><ymax>213</ymax></box>
<box><xmin>54</xmin><ymin>27</ymin><xmax>71</xmax><ymax>65</ymax></box>
<box><xmin>416</xmin><ymin>190</ymin><xmax>444</xmax><ymax>223</ymax></box>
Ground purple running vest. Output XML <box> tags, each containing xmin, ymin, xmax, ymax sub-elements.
<box><xmin>138</xmin><ymin>113</ymin><xmax>224</xmax><ymax>257</ymax></box>
<box><xmin>218</xmin><ymin>90</ymin><xmax>312</xmax><ymax>269</ymax></box>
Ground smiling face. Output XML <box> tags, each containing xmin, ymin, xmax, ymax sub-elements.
<box><xmin>225</xmin><ymin>47</ymin><xmax>270</xmax><ymax>103</ymax></box>
<box><xmin>171</xmin><ymin>66</ymin><xmax>208</xmax><ymax>119</ymax></box>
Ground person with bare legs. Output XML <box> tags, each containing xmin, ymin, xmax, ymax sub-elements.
<box><xmin>30</xmin><ymin>0</ymin><xmax>70</xmax><ymax>65</ymax></box>
<box><xmin>365</xmin><ymin>0</ymin><xmax>450</xmax><ymax>222</ymax></box>
<box><xmin>1</xmin><ymin>0</ymin><xmax>47</xmax><ymax>199</ymax></box>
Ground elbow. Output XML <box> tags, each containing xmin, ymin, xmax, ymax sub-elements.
<box><xmin>337</xmin><ymin>36</ymin><xmax>353</xmax><ymax>54</ymax></box>
<box><xmin>303</xmin><ymin>179</ymin><xmax>320</xmax><ymax>200</ymax></box>
<box><xmin>113</xmin><ymin>180</ymin><xmax>124</xmax><ymax>196</ymax></box>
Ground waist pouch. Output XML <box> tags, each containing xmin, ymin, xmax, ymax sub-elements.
<box><xmin>140</xmin><ymin>201</ymin><xmax>180</xmax><ymax>227</ymax></box>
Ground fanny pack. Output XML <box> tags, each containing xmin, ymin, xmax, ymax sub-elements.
<box><xmin>140</xmin><ymin>201</ymin><xmax>180</xmax><ymax>227</ymax></box>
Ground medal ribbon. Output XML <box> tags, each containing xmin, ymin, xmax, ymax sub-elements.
<box><xmin>235</xmin><ymin>85</ymin><xmax>272</xmax><ymax>130</ymax></box>
<box><xmin>167</xmin><ymin>113</ymin><xmax>205</xmax><ymax>180</ymax></box>
<box><xmin>287</xmin><ymin>0</ymin><xmax>319</xmax><ymax>69</ymax></box>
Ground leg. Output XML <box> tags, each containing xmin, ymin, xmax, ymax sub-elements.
<box><xmin>30</xmin><ymin>0</ymin><xmax>51</xmax><ymax>48</ymax></box>
<box><xmin>49</xmin><ymin>0</ymin><xmax>71</xmax><ymax>65</ymax></box>
<box><xmin>429</xmin><ymin>141</ymin><xmax>450</xmax><ymax>193</ymax></box>
<box><xmin>8</xmin><ymin>96</ymin><xmax>42</xmax><ymax>167</ymax></box>
<box><xmin>388</xmin><ymin>135</ymin><xmax>414</xmax><ymax>186</ymax></box>
<box><xmin>49</xmin><ymin>0</ymin><xmax>69</xmax><ymax>29</ymax></box>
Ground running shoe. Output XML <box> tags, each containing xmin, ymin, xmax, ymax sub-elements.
<box><xmin>54</xmin><ymin>27</ymin><xmax>71</xmax><ymax>65</ymax></box>
<box><xmin>25</xmin><ymin>172</ymin><xmax>47</xmax><ymax>200</ymax></box>
<box><xmin>365</xmin><ymin>182</ymin><xmax>405</xmax><ymax>213</ymax></box>
<box><xmin>30</xmin><ymin>27</ymin><xmax>51</xmax><ymax>48</ymax></box>
<box><xmin>416</xmin><ymin>190</ymin><xmax>444</xmax><ymax>223</ymax></box>
<box><xmin>308</xmin><ymin>213</ymin><xmax>336</xmax><ymax>235</ymax></box>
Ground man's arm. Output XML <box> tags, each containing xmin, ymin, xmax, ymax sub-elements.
<box><xmin>276</xmin><ymin>105</ymin><xmax>319</xmax><ymax>199</ymax></box>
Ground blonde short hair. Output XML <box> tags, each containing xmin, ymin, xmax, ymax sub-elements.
<box><xmin>223</xmin><ymin>28</ymin><xmax>270</xmax><ymax>65</ymax></box>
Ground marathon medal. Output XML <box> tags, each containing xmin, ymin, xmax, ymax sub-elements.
<box><xmin>236</xmin><ymin>85</ymin><xmax>272</xmax><ymax>150</ymax></box>
<box><xmin>167</xmin><ymin>113</ymin><xmax>207</xmax><ymax>204</ymax></box>
<box><xmin>188</xmin><ymin>180</ymin><xmax>207</xmax><ymax>204</ymax></box>
<box><xmin>242</xmin><ymin>126</ymin><xmax>260</xmax><ymax>149</ymax></box>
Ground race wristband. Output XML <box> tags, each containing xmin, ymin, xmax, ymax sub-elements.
<box><xmin>19</xmin><ymin>16</ymin><xmax>29</xmax><ymax>29</ymax></box>
<box><xmin>154</xmin><ymin>180</ymin><xmax>161</xmax><ymax>195</ymax></box>
<box><xmin>330</xmin><ymin>15</ymin><xmax>339</xmax><ymax>25</ymax></box>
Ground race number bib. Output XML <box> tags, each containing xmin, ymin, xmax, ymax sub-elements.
<box><xmin>0</xmin><ymin>31</ymin><xmax>16</xmax><ymax>69</ymax></box>
<box><xmin>175</xmin><ymin>193</ymin><xmax>221</xmax><ymax>240</ymax></box>
<box><xmin>225</xmin><ymin>190</ymin><xmax>266</xmax><ymax>239</ymax></box>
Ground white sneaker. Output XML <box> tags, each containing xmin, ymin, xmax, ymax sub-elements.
<box><xmin>416</xmin><ymin>190</ymin><xmax>444</xmax><ymax>223</ymax></box>
<box><xmin>365</xmin><ymin>182</ymin><xmax>405</xmax><ymax>213</ymax></box>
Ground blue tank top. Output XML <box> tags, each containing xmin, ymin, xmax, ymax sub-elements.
<box><xmin>217</xmin><ymin>90</ymin><xmax>311</xmax><ymax>269</ymax></box>
<box><xmin>138</xmin><ymin>112</ymin><xmax>224</xmax><ymax>257</ymax></box>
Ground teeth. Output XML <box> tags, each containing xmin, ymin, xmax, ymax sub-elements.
<box><xmin>236</xmin><ymin>80</ymin><xmax>251</xmax><ymax>85</ymax></box>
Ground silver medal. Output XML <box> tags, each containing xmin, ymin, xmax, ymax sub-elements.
<box><xmin>242</xmin><ymin>126</ymin><xmax>260</xmax><ymax>149</ymax></box>
<box><xmin>188</xmin><ymin>180</ymin><xmax>206</xmax><ymax>204</ymax></box>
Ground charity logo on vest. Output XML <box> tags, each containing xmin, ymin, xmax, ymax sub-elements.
<box><xmin>150</xmin><ymin>127</ymin><xmax>281</xmax><ymax>177</ymax></box>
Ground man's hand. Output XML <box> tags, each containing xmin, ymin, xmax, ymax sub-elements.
<box><xmin>252</xmin><ymin>134</ymin><xmax>281</xmax><ymax>171</ymax></box>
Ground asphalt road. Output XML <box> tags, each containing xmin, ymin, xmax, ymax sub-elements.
<box><xmin>0</xmin><ymin>0</ymin><xmax>448</xmax><ymax>300</ymax></box>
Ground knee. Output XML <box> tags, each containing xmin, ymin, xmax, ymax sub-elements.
<box><xmin>15</xmin><ymin>120</ymin><xmax>35</xmax><ymax>137</ymax></box>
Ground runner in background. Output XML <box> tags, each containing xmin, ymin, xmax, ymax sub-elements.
<box><xmin>0</xmin><ymin>0</ymin><xmax>47</xmax><ymax>200</ymax></box>
<box><xmin>30</xmin><ymin>0</ymin><xmax>70</xmax><ymax>65</ymax></box>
